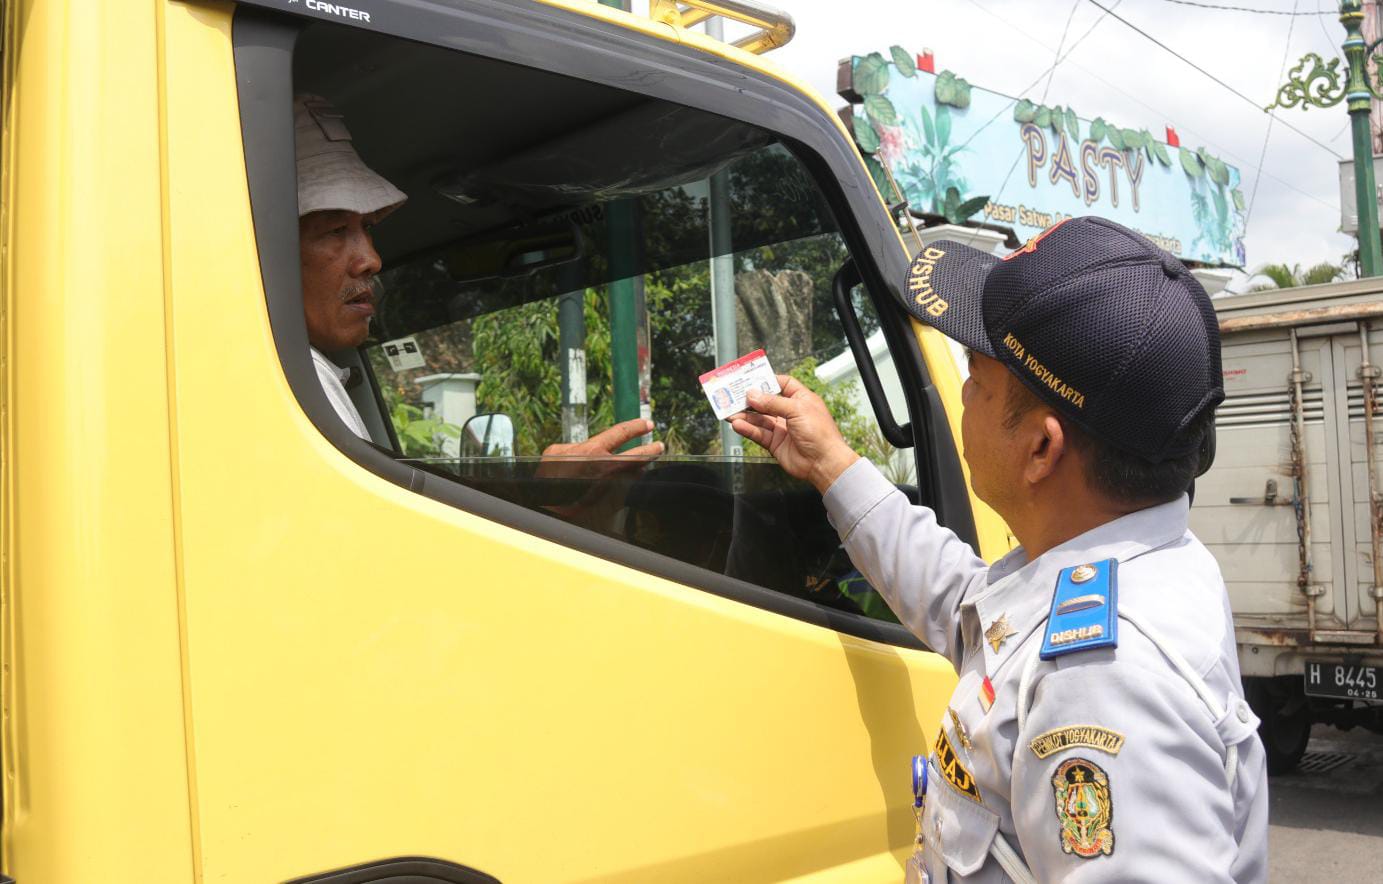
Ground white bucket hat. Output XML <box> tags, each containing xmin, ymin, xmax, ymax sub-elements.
<box><xmin>295</xmin><ymin>94</ymin><xmax>408</xmax><ymax>217</ymax></box>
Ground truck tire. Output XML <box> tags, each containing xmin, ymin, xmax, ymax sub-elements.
<box><xmin>1244</xmin><ymin>676</ymin><xmax>1311</xmax><ymax>774</ymax></box>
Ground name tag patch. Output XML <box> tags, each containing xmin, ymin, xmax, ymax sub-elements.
<box><xmin>1029</xmin><ymin>725</ymin><xmax>1125</xmax><ymax>759</ymax></box>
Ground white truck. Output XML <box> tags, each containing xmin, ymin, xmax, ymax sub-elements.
<box><xmin>1193</xmin><ymin>278</ymin><xmax>1383</xmax><ymax>772</ymax></box>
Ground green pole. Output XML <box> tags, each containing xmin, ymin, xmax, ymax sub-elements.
<box><xmin>607</xmin><ymin>199</ymin><xmax>642</xmax><ymax>426</ymax></box>
<box><xmin>1343</xmin><ymin>0</ymin><xmax>1383</xmax><ymax>277</ymax></box>
<box><xmin>598</xmin><ymin>0</ymin><xmax>643</xmax><ymax>433</ymax></box>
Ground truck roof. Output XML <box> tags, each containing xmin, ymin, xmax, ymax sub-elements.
<box><xmin>1215</xmin><ymin>276</ymin><xmax>1383</xmax><ymax>333</ymax></box>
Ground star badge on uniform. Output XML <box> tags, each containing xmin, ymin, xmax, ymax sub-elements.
<box><xmin>984</xmin><ymin>613</ymin><xmax>1018</xmax><ymax>652</ymax></box>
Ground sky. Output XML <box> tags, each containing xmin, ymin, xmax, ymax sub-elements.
<box><xmin>632</xmin><ymin>0</ymin><xmax>1366</xmax><ymax>292</ymax></box>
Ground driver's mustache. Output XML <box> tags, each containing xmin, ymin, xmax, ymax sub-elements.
<box><xmin>342</xmin><ymin>280</ymin><xmax>376</xmax><ymax>303</ymax></box>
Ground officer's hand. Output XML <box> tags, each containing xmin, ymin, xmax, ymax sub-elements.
<box><xmin>730</xmin><ymin>375</ymin><xmax>859</xmax><ymax>493</ymax></box>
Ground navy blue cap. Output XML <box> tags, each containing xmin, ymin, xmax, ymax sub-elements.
<box><xmin>904</xmin><ymin>216</ymin><xmax>1223</xmax><ymax>462</ymax></box>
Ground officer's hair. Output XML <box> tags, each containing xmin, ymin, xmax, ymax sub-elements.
<box><xmin>1002</xmin><ymin>379</ymin><xmax>1211</xmax><ymax>504</ymax></box>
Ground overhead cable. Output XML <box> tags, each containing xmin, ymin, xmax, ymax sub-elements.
<box><xmin>1158</xmin><ymin>0</ymin><xmax>1329</xmax><ymax>14</ymax></box>
<box><xmin>982</xmin><ymin>0</ymin><xmax>1090</xmax><ymax>222</ymax></box>
<box><xmin>1086</xmin><ymin>0</ymin><xmax>1345</xmax><ymax>159</ymax></box>
<box><xmin>964</xmin><ymin>0</ymin><xmax>1340</xmax><ymax>212</ymax></box>
<box><xmin>956</xmin><ymin>0</ymin><xmax>1121</xmax><ymax>152</ymax></box>
<box><xmin>1246</xmin><ymin>0</ymin><xmax>1301</xmax><ymax>232</ymax></box>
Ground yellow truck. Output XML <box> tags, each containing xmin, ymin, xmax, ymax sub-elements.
<box><xmin>0</xmin><ymin>1</ymin><xmax>1008</xmax><ymax>880</ymax></box>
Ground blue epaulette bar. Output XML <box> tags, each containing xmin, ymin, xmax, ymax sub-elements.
<box><xmin>1039</xmin><ymin>559</ymin><xmax>1118</xmax><ymax>659</ymax></box>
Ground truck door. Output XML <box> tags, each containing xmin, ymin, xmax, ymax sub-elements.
<box><xmin>152</xmin><ymin>1</ymin><xmax>989</xmax><ymax>880</ymax></box>
<box><xmin>1198</xmin><ymin>327</ymin><xmax>1350</xmax><ymax>640</ymax></box>
<box><xmin>1331</xmin><ymin>321</ymin><xmax>1382</xmax><ymax>639</ymax></box>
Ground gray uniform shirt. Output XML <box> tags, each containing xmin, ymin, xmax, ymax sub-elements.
<box><xmin>823</xmin><ymin>459</ymin><xmax>1269</xmax><ymax>883</ymax></box>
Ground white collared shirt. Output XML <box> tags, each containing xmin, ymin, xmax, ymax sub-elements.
<box><xmin>310</xmin><ymin>347</ymin><xmax>370</xmax><ymax>441</ymax></box>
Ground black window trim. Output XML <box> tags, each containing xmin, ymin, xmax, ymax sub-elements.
<box><xmin>230</xmin><ymin>0</ymin><xmax>978</xmax><ymax>650</ymax></box>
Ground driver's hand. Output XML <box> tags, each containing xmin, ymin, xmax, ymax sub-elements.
<box><xmin>730</xmin><ymin>375</ymin><xmax>860</xmax><ymax>494</ymax></box>
<box><xmin>537</xmin><ymin>418</ymin><xmax>664</xmax><ymax>528</ymax></box>
<box><xmin>536</xmin><ymin>418</ymin><xmax>664</xmax><ymax>482</ymax></box>
<box><xmin>542</xmin><ymin>418</ymin><xmax>663</xmax><ymax>459</ymax></box>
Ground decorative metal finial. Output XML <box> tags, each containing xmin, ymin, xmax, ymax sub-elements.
<box><xmin>1266</xmin><ymin>53</ymin><xmax>1347</xmax><ymax>111</ymax></box>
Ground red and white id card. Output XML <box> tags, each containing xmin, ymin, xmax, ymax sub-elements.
<box><xmin>698</xmin><ymin>349</ymin><xmax>782</xmax><ymax>421</ymax></box>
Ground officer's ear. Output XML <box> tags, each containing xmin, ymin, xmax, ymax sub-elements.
<box><xmin>1023</xmin><ymin>411</ymin><xmax>1069</xmax><ymax>486</ymax></box>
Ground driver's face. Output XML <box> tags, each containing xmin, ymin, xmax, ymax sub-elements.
<box><xmin>299</xmin><ymin>209</ymin><xmax>384</xmax><ymax>352</ymax></box>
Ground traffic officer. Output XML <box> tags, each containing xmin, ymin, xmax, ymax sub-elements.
<box><xmin>730</xmin><ymin>217</ymin><xmax>1268</xmax><ymax>882</ymax></box>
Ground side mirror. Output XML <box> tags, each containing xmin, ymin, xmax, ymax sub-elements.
<box><xmin>460</xmin><ymin>413</ymin><xmax>515</xmax><ymax>458</ymax></box>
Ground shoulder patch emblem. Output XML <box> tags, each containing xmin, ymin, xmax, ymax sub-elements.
<box><xmin>934</xmin><ymin>727</ymin><xmax>983</xmax><ymax>803</ymax></box>
<box><xmin>1029</xmin><ymin>725</ymin><xmax>1125</xmax><ymax>759</ymax></box>
<box><xmin>1052</xmin><ymin>758</ymin><xmax>1115</xmax><ymax>858</ymax></box>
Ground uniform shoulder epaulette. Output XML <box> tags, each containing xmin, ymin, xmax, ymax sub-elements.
<box><xmin>1039</xmin><ymin>558</ymin><xmax>1119</xmax><ymax>660</ymax></box>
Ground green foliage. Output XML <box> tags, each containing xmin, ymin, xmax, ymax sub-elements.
<box><xmin>1013</xmin><ymin>101</ymin><xmax>1080</xmax><ymax>141</ymax></box>
<box><xmin>1188</xmin><ymin>174</ymin><xmax>1237</xmax><ymax>262</ymax></box>
<box><xmin>738</xmin><ymin>357</ymin><xmax>878</xmax><ymax>460</ymax></box>
<box><xmin>1006</xmin><ymin>101</ymin><xmax>1225</xmax><ymax>184</ymax></box>
<box><xmin>893</xmin><ymin>104</ymin><xmax>976</xmax><ymax>216</ymax></box>
<box><xmin>857</xmin><ymin>422</ymin><xmax>912</xmax><ymax>485</ymax></box>
<box><xmin>890</xmin><ymin>45</ymin><xmax>916</xmax><ymax>78</ymax></box>
<box><xmin>864</xmin><ymin>93</ymin><xmax>898</xmax><ymax>127</ymax></box>
<box><xmin>1301</xmin><ymin>262</ymin><xmax>1346</xmax><ymax>285</ymax></box>
<box><xmin>643</xmin><ymin>267</ymin><xmax>719</xmax><ymax>456</ymax></box>
<box><xmin>389</xmin><ymin>400</ymin><xmax>461</xmax><ymax>458</ymax></box>
<box><xmin>942</xmin><ymin>186</ymin><xmax>989</xmax><ymax>225</ymax></box>
<box><xmin>471</xmin><ymin>155</ymin><xmax>859</xmax><ymax>460</ymax></box>
<box><xmin>863</xmin><ymin>153</ymin><xmax>891</xmax><ymax>196</ymax></box>
<box><xmin>1205</xmin><ymin>155</ymin><xmax>1230</xmax><ymax>187</ymax></box>
<box><xmin>1249</xmin><ymin>261</ymin><xmax>1344</xmax><ymax>291</ymax></box>
<box><xmin>854</xmin><ymin>118</ymin><xmax>880</xmax><ymax>153</ymax></box>
<box><xmin>1231</xmin><ymin>188</ymin><xmax>1246</xmax><ymax>212</ymax></box>
<box><xmin>934</xmin><ymin>70</ymin><xmax>972</xmax><ymax>108</ymax></box>
<box><xmin>472</xmin><ymin>289</ymin><xmax>615</xmax><ymax>455</ymax></box>
<box><xmin>836</xmin><ymin>572</ymin><xmax>901</xmax><ymax>623</ymax></box>
<box><xmin>1179</xmin><ymin>146</ymin><xmax>1203</xmax><ymax>177</ymax></box>
<box><xmin>854</xmin><ymin>52</ymin><xmax>890</xmax><ymax>96</ymax></box>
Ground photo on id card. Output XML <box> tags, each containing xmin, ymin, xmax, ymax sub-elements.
<box><xmin>699</xmin><ymin>349</ymin><xmax>781</xmax><ymax>421</ymax></box>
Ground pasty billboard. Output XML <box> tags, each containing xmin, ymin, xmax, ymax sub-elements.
<box><xmin>844</xmin><ymin>50</ymin><xmax>1246</xmax><ymax>267</ymax></box>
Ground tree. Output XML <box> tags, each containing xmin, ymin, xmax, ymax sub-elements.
<box><xmin>1248</xmin><ymin>261</ymin><xmax>1345</xmax><ymax>291</ymax></box>
<box><xmin>472</xmin><ymin>288</ymin><xmax>615</xmax><ymax>456</ymax></box>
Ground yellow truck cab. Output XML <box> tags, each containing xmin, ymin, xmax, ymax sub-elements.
<box><xmin>1</xmin><ymin>1</ymin><xmax>1008</xmax><ymax>880</ymax></box>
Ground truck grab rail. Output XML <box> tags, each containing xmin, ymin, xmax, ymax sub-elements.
<box><xmin>650</xmin><ymin>0</ymin><xmax>796</xmax><ymax>53</ymax></box>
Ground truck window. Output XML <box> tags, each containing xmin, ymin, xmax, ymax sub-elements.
<box><xmin>264</xmin><ymin>18</ymin><xmax>915</xmax><ymax>629</ymax></box>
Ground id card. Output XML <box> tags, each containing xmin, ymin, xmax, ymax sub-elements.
<box><xmin>698</xmin><ymin>349</ymin><xmax>781</xmax><ymax>421</ymax></box>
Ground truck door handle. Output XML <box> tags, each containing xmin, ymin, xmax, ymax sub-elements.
<box><xmin>1230</xmin><ymin>478</ymin><xmax>1293</xmax><ymax>506</ymax></box>
<box><xmin>832</xmin><ymin>259</ymin><xmax>912</xmax><ymax>448</ymax></box>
